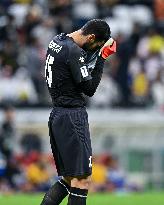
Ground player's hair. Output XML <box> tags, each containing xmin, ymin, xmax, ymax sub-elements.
<box><xmin>81</xmin><ymin>19</ymin><xmax>111</xmax><ymax>42</ymax></box>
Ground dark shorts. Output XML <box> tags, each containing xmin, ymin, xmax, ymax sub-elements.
<box><xmin>48</xmin><ymin>107</ymin><xmax>92</xmax><ymax>177</ymax></box>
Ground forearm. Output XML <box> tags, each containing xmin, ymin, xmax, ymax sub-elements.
<box><xmin>78</xmin><ymin>56</ymin><xmax>105</xmax><ymax>97</ymax></box>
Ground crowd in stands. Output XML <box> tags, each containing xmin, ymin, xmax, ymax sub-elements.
<box><xmin>0</xmin><ymin>106</ymin><xmax>51</xmax><ymax>193</ymax></box>
<box><xmin>1</xmin><ymin>150</ymin><xmax>134</xmax><ymax>194</ymax></box>
<box><xmin>1</xmin><ymin>149</ymin><xmax>131</xmax><ymax>194</ymax></box>
<box><xmin>0</xmin><ymin>0</ymin><xmax>164</xmax><ymax>108</ymax></box>
<box><xmin>0</xmin><ymin>106</ymin><xmax>140</xmax><ymax>194</ymax></box>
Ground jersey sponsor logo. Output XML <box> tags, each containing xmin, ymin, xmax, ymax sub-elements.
<box><xmin>80</xmin><ymin>66</ymin><xmax>88</xmax><ymax>78</ymax></box>
<box><xmin>79</xmin><ymin>56</ymin><xmax>85</xmax><ymax>63</ymax></box>
<box><xmin>45</xmin><ymin>54</ymin><xmax>54</xmax><ymax>87</ymax></box>
<box><xmin>89</xmin><ymin>156</ymin><xmax>92</xmax><ymax>168</ymax></box>
<box><xmin>48</xmin><ymin>40</ymin><xmax>62</xmax><ymax>53</ymax></box>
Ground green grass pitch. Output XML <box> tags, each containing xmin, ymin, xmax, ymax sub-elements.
<box><xmin>0</xmin><ymin>192</ymin><xmax>164</xmax><ymax>205</ymax></box>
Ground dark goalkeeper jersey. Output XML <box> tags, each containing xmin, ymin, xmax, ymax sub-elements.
<box><xmin>45</xmin><ymin>33</ymin><xmax>105</xmax><ymax>108</ymax></box>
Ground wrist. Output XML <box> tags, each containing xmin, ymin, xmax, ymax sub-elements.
<box><xmin>95</xmin><ymin>56</ymin><xmax>105</xmax><ymax>69</ymax></box>
<box><xmin>97</xmin><ymin>55</ymin><xmax>106</xmax><ymax>62</ymax></box>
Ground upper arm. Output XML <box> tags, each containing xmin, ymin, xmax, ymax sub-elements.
<box><xmin>67</xmin><ymin>44</ymin><xmax>92</xmax><ymax>84</ymax></box>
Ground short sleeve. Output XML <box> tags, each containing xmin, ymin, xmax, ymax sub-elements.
<box><xmin>67</xmin><ymin>44</ymin><xmax>92</xmax><ymax>84</ymax></box>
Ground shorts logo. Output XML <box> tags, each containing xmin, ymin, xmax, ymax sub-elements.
<box><xmin>89</xmin><ymin>156</ymin><xmax>92</xmax><ymax>168</ymax></box>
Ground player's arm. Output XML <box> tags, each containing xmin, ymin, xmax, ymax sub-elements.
<box><xmin>68</xmin><ymin>38</ymin><xmax>116</xmax><ymax>97</ymax></box>
<box><xmin>79</xmin><ymin>37</ymin><xmax>117</xmax><ymax>97</ymax></box>
<box><xmin>78</xmin><ymin>56</ymin><xmax>105</xmax><ymax>97</ymax></box>
<box><xmin>68</xmin><ymin>45</ymin><xmax>104</xmax><ymax>97</ymax></box>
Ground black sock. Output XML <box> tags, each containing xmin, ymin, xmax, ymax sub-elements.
<box><xmin>67</xmin><ymin>187</ymin><xmax>88</xmax><ymax>205</ymax></box>
<box><xmin>40</xmin><ymin>179</ymin><xmax>70</xmax><ymax>205</ymax></box>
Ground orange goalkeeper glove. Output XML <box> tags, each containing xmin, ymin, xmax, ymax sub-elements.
<box><xmin>99</xmin><ymin>38</ymin><xmax>116</xmax><ymax>60</ymax></box>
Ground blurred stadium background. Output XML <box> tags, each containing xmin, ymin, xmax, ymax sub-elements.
<box><xmin>0</xmin><ymin>0</ymin><xmax>164</xmax><ymax>204</ymax></box>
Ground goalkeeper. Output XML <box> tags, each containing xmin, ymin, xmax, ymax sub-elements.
<box><xmin>42</xmin><ymin>19</ymin><xmax>116</xmax><ymax>205</ymax></box>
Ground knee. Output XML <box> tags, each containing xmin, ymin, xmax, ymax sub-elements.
<box><xmin>71</xmin><ymin>176</ymin><xmax>91</xmax><ymax>190</ymax></box>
